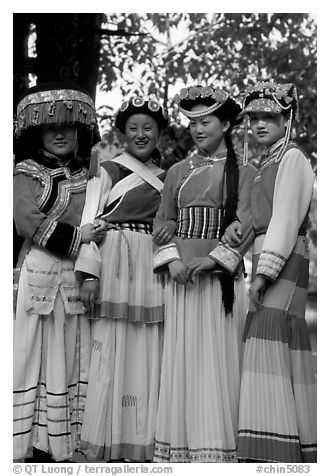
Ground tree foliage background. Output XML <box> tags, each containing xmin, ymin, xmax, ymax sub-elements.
<box><xmin>97</xmin><ymin>13</ymin><xmax>316</xmax><ymax>167</ymax></box>
<box><xmin>96</xmin><ymin>13</ymin><xmax>317</xmax><ymax>294</ymax></box>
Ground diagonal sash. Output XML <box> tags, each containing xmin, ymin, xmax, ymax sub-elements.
<box><xmin>105</xmin><ymin>152</ymin><xmax>164</xmax><ymax>208</ymax></box>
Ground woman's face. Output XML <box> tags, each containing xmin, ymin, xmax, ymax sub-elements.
<box><xmin>42</xmin><ymin>125</ymin><xmax>78</xmax><ymax>157</ymax></box>
<box><xmin>249</xmin><ymin>112</ymin><xmax>287</xmax><ymax>147</ymax></box>
<box><xmin>189</xmin><ymin>105</ymin><xmax>229</xmax><ymax>155</ymax></box>
<box><xmin>125</xmin><ymin>114</ymin><xmax>159</xmax><ymax>162</ymax></box>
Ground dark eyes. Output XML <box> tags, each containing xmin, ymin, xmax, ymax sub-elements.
<box><xmin>191</xmin><ymin>121</ymin><xmax>209</xmax><ymax>126</ymax></box>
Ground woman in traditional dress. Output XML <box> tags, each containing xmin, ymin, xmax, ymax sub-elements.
<box><xmin>76</xmin><ymin>96</ymin><xmax>174</xmax><ymax>462</ymax></box>
<box><xmin>152</xmin><ymin>85</ymin><xmax>257</xmax><ymax>462</ymax></box>
<box><xmin>222</xmin><ymin>81</ymin><xmax>317</xmax><ymax>462</ymax></box>
<box><xmin>13</xmin><ymin>82</ymin><xmax>101</xmax><ymax>462</ymax></box>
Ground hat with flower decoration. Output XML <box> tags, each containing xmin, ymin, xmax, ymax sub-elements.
<box><xmin>15</xmin><ymin>82</ymin><xmax>100</xmax><ymax>145</ymax></box>
<box><xmin>174</xmin><ymin>85</ymin><xmax>242</xmax><ymax>127</ymax></box>
<box><xmin>239</xmin><ymin>80</ymin><xmax>299</xmax><ymax>165</ymax></box>
<box><xmin>115</xmin><ymin>96</ymin><xmax>169</xmax><ymax>134</ymax></box>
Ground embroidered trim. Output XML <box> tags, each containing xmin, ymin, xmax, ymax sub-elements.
<box><xmin>69</xmin><ymin>226</ymin><xmax>82</xmax><ymax>257</ymax></box>
<box><xmin>34</xmin><ymin>219</ymin><xmax>57</xmax><ymax>248</ymax></box>
<box><xmin>153</xmin><ymin>243</ymin><xmax>180</xmax><ymax>271</ymax></box>
<box><xmin>209</xmin><ymin>243</ymin><xmax>242</xmax><ymax>274</ymax></box>
<box><xmin>154</xmin><ymin>439</ymin><xmax>237</xmax><ymax>462</ymax></box>
<box><xmin>257</xmin><ymin>249</ymin><xmax>287</xmax><ymax>281</ymax></box>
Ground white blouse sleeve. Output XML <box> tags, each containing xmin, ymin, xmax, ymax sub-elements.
<box><xmin>257</xmin><ymin>148</ymin><xmax>315</xmax><ymax>281</ymax></box>
<box><xmin>74</xmin><ymin>166</ymin><xmax>112</xmax><ymax>278</ymax></box>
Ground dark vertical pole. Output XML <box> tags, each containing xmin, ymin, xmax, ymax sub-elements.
<box><xmin>33</xmin><ymin>13</ymin><xmax>103</xmax><ymax>98</ymax></box>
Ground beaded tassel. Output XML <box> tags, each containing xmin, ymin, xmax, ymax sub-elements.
<box><xmin>243</xmin><ymin>115</ymin><xmax>249</xmax><ymax>166</ymax></box>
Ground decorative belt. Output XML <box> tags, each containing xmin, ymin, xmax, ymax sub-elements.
<box><xmin>106</xmin><ymin>222</ymin><xmax>152</xmax><ymax>280</ymax></box>
<box><xmin>106</xmin><ymin>222</ymin><xmax>153</xmax><ymax>234</ymax></box>
<box><xmin>177</xmin><ymin>207</ymin><xmax>222</xmax><ymax>239</ymax></box>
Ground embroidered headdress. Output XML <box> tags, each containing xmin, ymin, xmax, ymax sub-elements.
<box><xmin>174</xmin><ymin>85</ymin><xmax>242</xmax><ymax>127</ymax></box>
<box><xmin>239</xmin><ymin>80</ymin><xmax>299</xmax><ymax>165</ymax></box>
<box><xmin>15</xmin><ymin>82</ymin><xmax>100</xmax><ymax>145</ymax></box>
<box><xmin>115</xmin><ymin>96</ymin><xmax>169</xmax><ymax>134</ymax></box>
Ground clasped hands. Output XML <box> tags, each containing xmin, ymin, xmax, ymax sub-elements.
<box><xmin>80</xmin><ymin>219</ymin><xmax>108</xmax><ymax>244</ymax></box>
<box><xmin>168</xmin><ymin>256</ymin><xmax>217</xmax><ymax>284</ymax></box>
<box><xmin>221</xmin><ymin>220</ymin><xmax>268</xmax><ymax>309</ymax></box>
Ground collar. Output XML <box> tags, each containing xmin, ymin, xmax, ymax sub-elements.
<box><xmin>264</xmin><ymin>137</ymin><xmax>286</xmax><ymax>159</ymax></box>
<box><xmin>36</xmin><ymin>149</ymin><xmax>82</xmax><ymax>173</ymax></box>
<box><xmin>196</xmin><ymin>148</ymin><xmax>227</xmax><ymax>161</ymax></box>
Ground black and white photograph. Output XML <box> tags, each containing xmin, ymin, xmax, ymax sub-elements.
<box><xmin>9</xmin><ymin>7</ymin><xmax>322</xmax><ymax>475</ymax></box>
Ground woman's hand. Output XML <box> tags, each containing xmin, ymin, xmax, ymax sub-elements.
<box><xmin>168</xmin><ymin>259</ymin><xmax>188</xmax><ymax>284</ymax></box>
<box><xmin>249</xmin><ymin>275</ymin><xmax>267</xmax><ymax>311</ymax></box>
<box><xmin>221</xmin><ymin>220</ymin><xmax>242</xmax><ymax>246</ymax></box>
<box><xmin>153</xmin><ymin>220</ymin><xmax>176</xmax><ymax>245</ymax></box>
<box><xmin>186</xmin><ymin>256</ymin><xmax>217</xmax><ymax>281</ymax></box>
<box><xmin>79</xmin><ymin>278</ymin><xmax>99</xmax><ymax>314</ymax></box>
<box><xmin>93</xmin><ymin>219</ymin><xmax>108</xmax><ymax>244</ymax></box>
<box><xmin>80</xmin><ymin>223</ymin><xmax>94</xmax><ymax>243</ymax></box>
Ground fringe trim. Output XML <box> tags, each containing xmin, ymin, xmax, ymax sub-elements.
<box><xmin>16</xmin><ymin>100</ymin><xmax>97</xmax><ymax>137</ymax></box>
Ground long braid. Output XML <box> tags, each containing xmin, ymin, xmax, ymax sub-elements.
<box><xmin>219</xmin><ymin>130</ymin><xmax>239</xmax><ymax>315</ymax></box>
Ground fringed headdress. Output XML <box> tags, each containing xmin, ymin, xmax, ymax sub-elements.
<box><xmin>15</xmin><ymin>82</ymin><xmax>100</xmax><ymax>145</ymax></box>
<box><xmin>239</xmin><ymin>80</ymin><xmax>299</xmax><ymax>165</ymax></box>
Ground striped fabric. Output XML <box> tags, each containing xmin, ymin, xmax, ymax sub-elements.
<box><xmin>79</xmin><ymin>230</ymin><xmax>164</xmax><ymax>461</ymax></box>
<box><xmin>94</xmin><ymin>228</ymin><xmax>164</xmax><ymax>323</ymax></box>
<box><xmin>107</xmin><ymin>222</ymin><xmax>153</xmax><ymax>235</ymax></box>
<box><xmin>177</xmin><ymin>206</ymin><xmax>222</xmax><ymax>239</ymax></box>
<box><xmin>237</xmin><ymin>235</ymin><xmax>317</xmax><ymax>463</ymax></box>
<box><xmin>13</xmin><ymin>273</ymin><xmax>91</xmax><ymax>461</ymax></box>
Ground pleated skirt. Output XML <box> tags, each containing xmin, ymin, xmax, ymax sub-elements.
<box><xmin>13</xmin><ymin>251</ymin><xmax>91</xmax><ymax>462</ymax></box>
<box><xmin>95</xmin><ymin>229</ymin><xmax>164</xmax><ymax>323</ymax></box>
<box><xmin>237</xmin><ymin>235</ymin><xmax>317</xmax><ymax>462</ymax></box>
<box><xmin>80</xmin><ymin>229</ymin><xmax>164</xmax><ymax>462</ymax></box>
<box><xmin>153</xmin><ymin>273</ymin><xmax>248</xmax><ymax>463</ymax></box>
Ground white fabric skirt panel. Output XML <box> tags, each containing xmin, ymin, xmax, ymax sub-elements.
<box><xmin>80</xmin><ymin>318</ymin><xmax>164</xmax><ymax>462</ymax></box>
<box><xmin>13</xmin><ymin>258</ymin><xmax>91</xmax><ymax>462</ymax></box>
<box><xmin>97</xmin><ymin>230</ymin><xmax>164</xmax><ymax>323</ymax></box>
<box><xmin>154</xmin><ymin>273</ymin><xmax>248</xmax><ymax>463</ymax></box>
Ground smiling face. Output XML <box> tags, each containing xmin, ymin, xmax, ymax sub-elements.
<box><xmin>125</xmin><ymin>114</ymin><xmax>159</xmax><ymax>162</ymax></box>
<box><xmin>249</xmin><ymin>112</ymin><xmax>287</xmax><ymax>147</ymax></box>
<box><xmin>189</xmin><ymin>104</ymin><xmax>229</xmax><ymax>155</ymax></box>
<box><xmin>42</xmin><ymin>125</ymin><xmax>78</xmax><ymax>157</ymax></box>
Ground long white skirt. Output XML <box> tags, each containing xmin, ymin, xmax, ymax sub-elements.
<box><xmin>80</xmin><ymin>229</ymin><xmax>164</xmax><ymax>462</ymax></box>
<box><xmin>153</xmin><ymin>273</ymin><xmax>248</xmax><ymax>463</ymax></box>
<box><xmin>13</xmin><ymin>248</ymin><xmax>91</xmax><ymax>462</ymax></box>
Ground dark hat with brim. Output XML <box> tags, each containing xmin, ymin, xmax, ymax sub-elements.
<box><xmin>15</xmin><ymin>81</ymin><xmax>100</xmax><ymax>145</ymax></box>
<box><xmin>115</xmin><ymin>96</ymin><xmax>168</xmax><ymax>134</ymax></box>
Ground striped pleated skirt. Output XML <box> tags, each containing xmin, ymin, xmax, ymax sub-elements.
<box><xmin>237</xmin><ymin>235</ymin><xmax>317</xmax><ymax>462</ymax></box>
<box><xmin>153</xmin><ymin>272</ymin><xmax>248</xmax><ymax>463</ymax></box>
<box><xmin>13</xmin><ymin>248</ymin><xmax>91</xmax><ymax>462</ymax></box>
<box><xmin>79</xmin><ymin>229</ymin><xmax>164</xmax><ymax>462</ymax></box>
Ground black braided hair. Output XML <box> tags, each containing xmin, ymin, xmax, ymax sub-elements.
<box><xmin>213</xmin><ymin>101</ymin><xmax>241</xmax><ymax>315</ymax></box>
<box><xmin>219</xmin><ymin>131</ymin><xmax>239</xmax><ymax>315</ymax></box>
<box><xmin>181</xmin><ymin>92</ymin><xmax>242</xmax><ymax>315</ymax></box>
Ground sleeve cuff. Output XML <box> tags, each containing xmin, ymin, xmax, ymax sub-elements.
<box><xmin>74</xmin><ymin>242</ymin><xmax>102</xmax><ymax>278</ymax></box>
<box><xmin>153</xmin><ymin>243</ymin><xmax>180</xmax><ymax>273</ymax></box>
<box><xmin>68</xmin><ymin>227</ymin><xmax>82</xmax><ymax>257</ymax></box>
<box><xmin>208</xmin><ymin>243</ymin><xmax>242</xmax><ymax>274</ymax></box>
<box><xmin>257</xmin><ymin>250</ymin><xmax>286</xmax><ymax>281</ymax></box>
